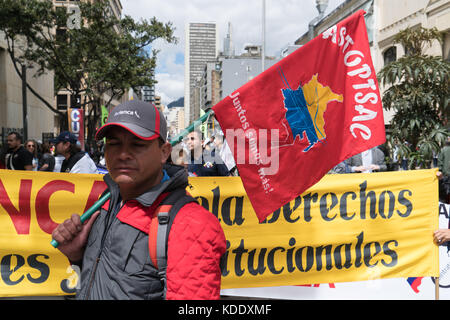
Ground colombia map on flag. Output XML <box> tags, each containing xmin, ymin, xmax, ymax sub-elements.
<box><xmin>213</xmin><ymin>10</ymin><xmax>386</xmax><ymax>222</ymax></box>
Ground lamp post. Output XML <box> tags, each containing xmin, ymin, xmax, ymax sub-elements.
<box><xmin>21</xmin><ymin>64</ymin><xmax>28</xmax><ymax>141</ymax></box>
<box><xmin>316</xmin><ymin>0</ymin><xmax>329</xmax><ymax>14</ymax></box>
<box><xmin>308</xmin><ymin>0</ymin><xmax>329</xmax><ymax>40</ymax></box>
<box><xmin>262</xmin><ymin>0</ymin><xmax>265</xmax><ymax>72</ymax></box>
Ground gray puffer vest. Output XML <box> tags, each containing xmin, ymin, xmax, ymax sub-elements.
<box><xmin>76</xmin><ymin>165</ymin><xmax>190</xmax><ymax>300</ymax></box>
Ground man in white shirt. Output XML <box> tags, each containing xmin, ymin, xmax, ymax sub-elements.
<box><xmin>51</xmin><ymin>131</ymin><xmax>98</xmax><ymax>174</ymax></box>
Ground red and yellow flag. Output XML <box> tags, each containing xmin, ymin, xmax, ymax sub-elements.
<box><xmin>213</xmin><ymin>10</ymin><xmax>385</xmax><ymax>222</ymax></box>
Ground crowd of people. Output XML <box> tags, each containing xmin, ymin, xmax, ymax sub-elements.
<box><xmin>0</xmin><ymin>128</ymin><xmax>235</xmax><ymax>178</ymax></box>
<box><xmin>0</xmin><ymin>131</ymin><xmax>99</xmax><ymax>174</ymax></box>
<box><xmin>1</xmin><ymin>128</ymin><xmax>449</xmax><ymax>172</ymax></box>
<box><xmin>1</xmin><ymin>125</ymin><xmax>448</xmax><ymax>203</ymax></box>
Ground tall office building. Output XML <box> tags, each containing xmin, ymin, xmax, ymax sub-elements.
<box><xmin>141</xmin><ymin>70</ymin><xmax>155</xmax><ymax>104</ymax></box>
<box><xmin>223</xmin><ymin>22</ymin><xmax>235</xmax><ymax>57</ymax></box>
<box><xmin>141</xmin><ymin>85</ymin><xmax>154</xmax><ymax>103</ymax></box>
<box><xmin>184</xmin><ymin>22</ymin><xmax>218</xmax><ymax>126</ymax></box>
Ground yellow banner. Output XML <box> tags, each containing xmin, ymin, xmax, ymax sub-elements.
<box><xmin>197</xmin><ymin>170</ymin><xmax>439</xmax><ymax>289</ymax></box>
<box><xmin>0</xmin><ymin>169</ymin><xmax>439</xmax><ymax>296</ymax></box>
<box><xmin>0</xmin><ymin>170</ymin><xmax>105</xmax><ymax>297</ymax></box>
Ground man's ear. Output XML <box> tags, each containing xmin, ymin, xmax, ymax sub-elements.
<box><xmin>161</xmin><ymin>142</ymin><xmax>172</xmax><ymax>164</ymax></box>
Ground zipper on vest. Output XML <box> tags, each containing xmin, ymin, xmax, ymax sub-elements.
<box><xmin>83</xmin><ymin>199</ymin><xmax>124</xmax><ymax>299</ymax></box>
<box><xmin>84</xmin><ymin>257</ymin><xmax>100</xmax><ymax>300</ymax></box>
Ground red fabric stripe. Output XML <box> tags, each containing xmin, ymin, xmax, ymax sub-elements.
<box><xmin>155</xmin><ymin>205</ymin><xmax>172</xmax><ymax>215</ymax></box>
<box><xmin>148</xmin><ymin>204</ymin><xmax>172</xmax><ymax>268</ymax></box>
<box><xmin>153</xmin><ymin>105</ymin><xmax>160</xmax><ymax>136</ymax></box>
<box><xmin>148</xmin><ymin>212</ymin><xmax>159</xmax><ymax>269</ymax></box>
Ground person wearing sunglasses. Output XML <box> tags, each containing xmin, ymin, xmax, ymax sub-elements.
<box><xmin>25</xmin><ymin>139</ymin><xmax>39</xmax><ymax>171</ymax></box>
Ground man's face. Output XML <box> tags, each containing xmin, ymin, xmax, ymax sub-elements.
<box><xmin>104</xmin><ymin>126</ymin><xmax>171</xmax><ymax>194</ymax></box>
<box><xmin>186</xmin><ymin>132</ymin><xmax>202</xmax><ymax>152</ymax></box>
<box><xmin>6</xmin><ymin>135</ymin><xmax>20</xmax><ymax>150</ymax></box>
<box><xmin>55</xmin><ymin>141</ymin><xmax>69</xmax><ymax>156</ymax></box>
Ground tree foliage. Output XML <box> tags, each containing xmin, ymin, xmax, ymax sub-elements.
<box><xmin>0</xmin><ymin>0</ymin><xmax>176</xmax><ymax>133</ymax></box>
<box><xmin>378</xmin><ymin>27</ymin><xmax>449</xmax><ymax>169</ymax></box>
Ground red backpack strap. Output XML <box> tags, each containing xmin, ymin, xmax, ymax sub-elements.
<box><xmin>149</xmin><ymin>204</ymin><xmax>172</xmax><ymax>270</ymax></box>
<box><xmin>148</xmin><ymin>188</ymin><xmax>198</xmax><ymax>298</ymax></box>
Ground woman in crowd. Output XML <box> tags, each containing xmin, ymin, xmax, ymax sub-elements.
<box><xmin>25</xmin><ymin>139</ymin><xmax>39</xmax><ymax>171</ymax></box>
<box><xmin>38</xmin><ymin>142</ymin><xmax>55</xmax><ymax>172</ymax></box>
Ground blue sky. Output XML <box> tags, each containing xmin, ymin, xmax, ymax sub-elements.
<box><xmin>174</xmin><ymin>52</ymin><xmax>184</xmax><ymax>66</ymax></box>
<box><xmin>121</xmin><ymin>0</ymin><xmax>346</xmax><ymax>106</ymax></box>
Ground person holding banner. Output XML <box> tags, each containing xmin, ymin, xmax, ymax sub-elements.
<box><xmin>434</xmin><ymin>137</ymin><xmax>449</xmax><ymax>246</ymax></box>
<box><xmin>434</xmin><ymin>228</ymin><xmax>450</xmax><ymax>245</ymax></box>
<box><xmin>437</xmin><ymin>136</ymin><xmax>450</xmax><ymax>204</ymax></box>
<box><xmin>51</xmin><ymin>100</ymin><xmax>226</xmax><ymax>300</ymax></box>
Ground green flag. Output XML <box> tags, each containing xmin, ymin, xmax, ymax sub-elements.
<box><xmin>101</xmin><ymin>105</ymin><xmax>108</xmax><ymax>126</ymax></box>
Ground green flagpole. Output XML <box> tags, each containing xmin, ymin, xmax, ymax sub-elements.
<box><xmin>169</xmin><ymin>109</ymin><xmax>213</xmax><ymax>146</ymax></box>
<box><xmin>51</xmin><ymin>109</ymin><xmax>214</xmax><ymax>248</ymax></box>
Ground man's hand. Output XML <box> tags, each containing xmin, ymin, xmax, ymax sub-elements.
<box><xmin>433</xmin><ymin>229</ymin><xmax>450</xmax><ymax>245</ymax></box>
<box><xmin>51</xmin><ymin>211</ymin><xmax>100</xmax><ymax>262</ymax></box>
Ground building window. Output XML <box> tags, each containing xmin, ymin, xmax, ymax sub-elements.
<box><xmin>56</xmin><ymin>28</ymin><xmax>67</xmax><ymax>42</ymax></box>
<box><xmin>383</xmin><ymin>46</ymin><xmax>397</xmax><ymax>66</ymax></box>
<box><xmin>70</xmin><ymin>94</ymin><xmax>81</xmax><ymax>108</ymax></box>
<box><xmin>57</xmin><ymin>94</ymin><xmax>68</xmax><ymax>110</ymax></box>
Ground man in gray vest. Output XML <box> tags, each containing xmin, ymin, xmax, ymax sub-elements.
<box><xmin>51</xmin><ymin>100</ymin><xmax>226</xmax><ymax>299</ymax></box>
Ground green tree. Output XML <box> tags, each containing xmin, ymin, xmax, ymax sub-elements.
<box><xmin>0</xmin><ymin>0</ymin><xmax>176</xmax><ymax>139</ymax></box>
<box><xmin>378</xmin><ymin>27</ymin><xmax>449</xmax><ymax>169</ymax></box>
